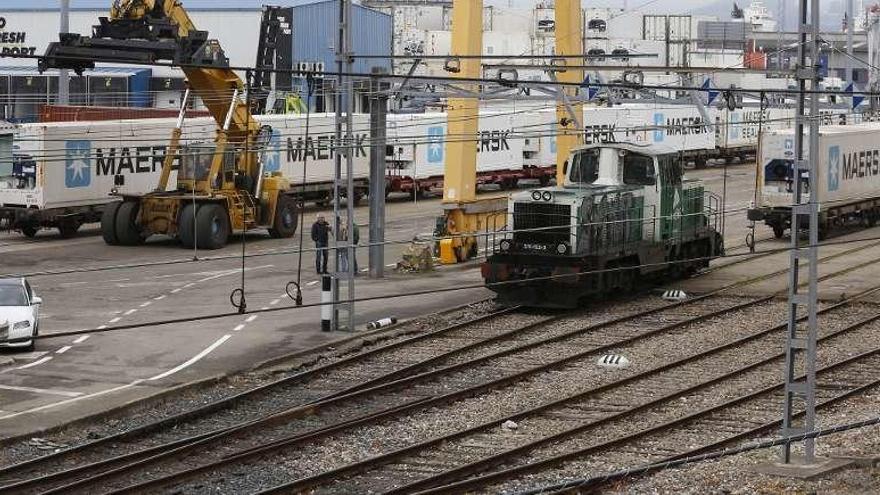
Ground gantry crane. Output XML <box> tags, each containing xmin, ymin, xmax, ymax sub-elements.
<box><xmin>40</xmin><ymin>0</ymin><xmax>299</xmax><ymax>249</ymax></box>
<box><xmin>436</xmin><ymin>0</ymin><xmax>584</xmax><ymax>263</ymax></box>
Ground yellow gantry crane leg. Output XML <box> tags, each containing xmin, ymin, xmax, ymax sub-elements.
<box><xmin>439</xmin><ymin>0</ymin><xmax>507</xmax><ymax>264</ymax></box>
<box><xmin>554</xmin><ymin>0</ymin><xmax>584</xmax><ymax>185</ymax></box>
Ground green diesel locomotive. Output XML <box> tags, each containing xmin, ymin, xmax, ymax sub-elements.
<box><xmin>481</xmin><ymin>142</ymin><xmax>724</xmax><ymax>308</ymax></box>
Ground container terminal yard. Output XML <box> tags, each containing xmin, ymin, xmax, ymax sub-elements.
<box><xmin>2</xmin><ymin>0</ymin><xmax>880</xmax><ymax>493</ymax></box>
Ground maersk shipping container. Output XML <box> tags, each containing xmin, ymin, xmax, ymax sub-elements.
<box><xmin>754</xmin><ymin>122</ymin><xmax>880</xmax><ymax>238</ymax></box>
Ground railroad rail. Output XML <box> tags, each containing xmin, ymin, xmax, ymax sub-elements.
<box><xmin>2</xmin><ymin>237</ymin><xmax>880</xmax><ymax>493</ymax></box>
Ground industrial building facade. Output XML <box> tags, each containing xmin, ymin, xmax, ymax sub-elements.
<box><xmin>0</xmin><ymin>0</ymin><xmax>392</xmax><ymax>121</ymax></box>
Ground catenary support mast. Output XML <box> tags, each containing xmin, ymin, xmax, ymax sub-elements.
<box><xmin>780</xmin><ymin>0</ymin><xmax>821</xmax><ymax>465</ymax></box>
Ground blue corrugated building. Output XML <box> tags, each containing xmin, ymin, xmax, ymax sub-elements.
<box><xmin>291</xmin><ymin>1</ymin><xmax>392</xmax><ymax>76</ymax></box>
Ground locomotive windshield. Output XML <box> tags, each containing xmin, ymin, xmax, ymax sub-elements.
<box><xmin>569</xmin><ymin>149</ymin><xmax>599</xmax><ymax>183</ymax></box>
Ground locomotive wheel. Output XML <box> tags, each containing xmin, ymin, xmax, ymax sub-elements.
<box><xmin>101</xmin><ymin>201</ymin><xmax>121</xmax><ymax>245</ymax></box>
<box><xmin>268</xmin><ymin>194</ymin><xmax>298</xmax><ymax>239</ymax></box>
<box><xmin>178</xmin><ymin>203</ymin><xmax>198</xmax><ymax>248</ymax></box>
<box><xmin>195</xmin><ymin>203</ymin><xmax>230</xmax><ymax>250</ymax></box>
<box><xmin>115</xmin><ymin>201</ymin><xmax>144</xmax><ymax>246</ymax></box>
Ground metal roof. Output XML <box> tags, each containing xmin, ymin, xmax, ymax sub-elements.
<box><xmin>1</xmin><ymin>0</ymin><xmax>323</xmax><ymax>11</ymax></box>
<box><xmin>0</xmin><ymin>278</ymin><xmax>24</xmax><ymax>286</ymax></box>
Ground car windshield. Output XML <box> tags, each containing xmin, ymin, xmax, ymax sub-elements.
<box><xmin>0</xmin><ymin>285</ymin><xmax>27</xmax><ymax>306</ymax></box>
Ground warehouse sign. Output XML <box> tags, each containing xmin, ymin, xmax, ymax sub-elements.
<box><xmin>0</xmin><ymin>17</ymin><xmax>38</xmax><ymax>56</ymax></box>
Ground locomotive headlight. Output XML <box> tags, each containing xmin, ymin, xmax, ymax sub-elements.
<box><xmin>541</xmin><ymin>191</ymin><xmax>553</xmax><ymax>202</ymax></box>
<box><xmin>556</xmin><ymin>243</ymin><xmax>569</xmax><ymax>255</ymax></box>
<box><xmin>13</xmin><ymin>321</ymin><xmax>31</xmax><ymax>330</ymax></box>
<box><xmin>531</xmin><ymin>190</ymin><xmax>542</xmax><ymax>201</ymax></box>
<box><xmin>499</xmin><ymin>239</ymin><xmax>512</xmax><ymax>251</ymax></box>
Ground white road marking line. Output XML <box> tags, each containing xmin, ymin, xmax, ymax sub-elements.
<box><xmin>260</xmin><ymin>307</ymin><xmax>269</xmax><ymax>311</ymax></box>
<box><xmin>15</xmin><ymin>356</ymin><xmax>52</xmax><ymax>369</ymax></box>
<box><xmin>73</xmin><ymin>335</ymin><xmax>90</xmax><ymax>344</ymax></box>
<box><xmin>182</xmin><ymin>283</ymin><xmax>194</xmax><ymax>289</ymax></box>
<box><xmin>170</xmin><ymin>288</ymin><xmax>182</xmax><ymax>294</ymax></box>
<box><xmin>0</xmin><ymin>380</ymin><xmax>144</xmax><ymax>421</ymax></box>
<box><xmin>55</xmin><ymin>346</ymin><xmax>72</xmax><ymax>354</ymax></box>
<box><xmin>245</xmin><ymin>315</ymin><xmax>258</xmax><ymax>323</ymax></box>
<box><xmin>108</xmin><ymin>317</ymin><xmax>121</xmax><ymax>324</ymax></box>
<box><xmin>148</xmin><ymin>334</ymin><xmax>232</xmax><ymax>381</ymax></box>
<box><xmin>0</xmin><ymin>384</ymin><xmax>82</xmax><ymax>398</ymax></box>
<box><xmin>106</xmin><ymin>278</ymin><xmax>130</xmax><ymax>283</ymax></box>
<box><xmin>233</xmin><ymin>324</ymin><xmax>245</xmax><ymax>332</ymax></box>
<box><xmin>270</xmin><ymin>299</ymin><xmax>280</xmax><ymax>306</ymax></box>
<box><xmin>307</xmin><ymin>281</ymin><xmax>318</xmax><ymax>287</ymax></box>
<box><xmin>154</xmin><ymin>295</ymin><xmax>167</xmax><ymax>301</ymax></box>
<box><xmin>124</xmin><ymin>309</ymin><xmax>137</xmax><ymax>316</ymax></box>
<box><xmin>196</xmin><ymin>265</ymin><xmax>275</xmax><ymax>284</ymax></box>
<box><xmin>97</xmin><ymin>326</ymin><xmax>107</xmax><ymax>330</ymax></box>
<box><xmin>139</xmin><ymin>301</ymin><xmax>152</xmax><ymax>308</ymax></box>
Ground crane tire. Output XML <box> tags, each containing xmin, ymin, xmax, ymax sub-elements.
<box><xmin>268</xmin><ymin>194</ymin><xmax>298</xmax><ymax>239</ymax></box>
<box><xmin>195</xmin><ymin>203</ymin><xmax>230</xmax><ymax>250</ymax></box>
<box><xmin>115</xmin><ymin>201</ymin><xmax>144</xmax><ymax>246</ymax></box>
<box><xmin>101</xmin><ymin>201</ymin><xmax>122</xmax><ymax>245</ymax></box>
<box><xmin>178</xmin><ymin>203</ymin><xmax>198</xmax><ymax>248</ymax></box>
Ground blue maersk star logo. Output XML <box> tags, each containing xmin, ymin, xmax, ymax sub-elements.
<box><xmin>65</xmin><ymin>140</ymin><xmax>91</xmax><ymax>188</ymax></box>
<box><xmin>653</xmin><ymin>113</ymin><xmax>664</xmax><ymax>142</ymax></box>
<box><xmin>427</xmin><ymin>126</ymin><xmax>444</xmax><ymax>163</ymax></box>
<box><xmin>828</xmin><ymin>145</ymin><xmax>840</xmax><ymax>192</ymax></box>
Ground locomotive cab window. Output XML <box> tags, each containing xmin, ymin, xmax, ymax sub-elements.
<box><xmin>622</xmin><ymin>153</ymin><xmax>656</xmax><ymax>186</ymax></box>
<box><xmin>569</xmin><ymin>149</ymin><xmax>599</xmax><ymax>184</ymax></box>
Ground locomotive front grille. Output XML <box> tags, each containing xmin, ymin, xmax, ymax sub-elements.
<box><xmin>512</xmin><ymin>202</ymin><xmax>572</xmax><ymax>247</ymax></box>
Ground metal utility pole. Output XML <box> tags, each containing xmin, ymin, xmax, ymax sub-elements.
<box><xmin>369</xmin><ymin>76</ymin><xmax>388</xmax><ymax>278</ymax></box>
<box><xmin>780</xmin><ymin>0</ymin><xmax>821</xmax><ymax>465</ymax></box>
<box><xmin>333</xmin><ymin>0</ymin><xmax>355</xmax><ymax>331</ymax></box>
<box><xmin>847</xmin><ymin>0</ymin><xmax>855</xmax><ymax>84</ymax></box>
<box><xmin>58</xmin><ymin>0</ymin><xmax>70</xmax><ymax>105</ymax></box>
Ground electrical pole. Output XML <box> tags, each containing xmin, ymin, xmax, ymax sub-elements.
<box><xmin>343</xmin><ymin>0</ymin><xmax>356</xmax><ymax>333</ymax></box>
<box><xmin>847</xmin><ymin>0</ymin><xmax>855</xmax><ymax>85</ymax></box>
<box><xmin>333</xmin><ymin>0</ymin><xmax>355</xmax><ymax>331</ymax></box>
<box><xmin>780</xmin><ymin>0</ymin><xmax>820</xmax><ymax>465</ymax></box>
<box><xmin>58</xmin><ymin>0</ymin><xmax>70</xmax><ymax>105</ymax></box>
<box><xmin>369</xmin><ymin>75</ymin><xmax>388</xmax><ymax>278</ymax></box>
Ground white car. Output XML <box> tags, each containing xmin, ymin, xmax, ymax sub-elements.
<box><xmin>0</xmin><ymin>278</ymin><xmax>41</xmax><ymax>351</ymax></box>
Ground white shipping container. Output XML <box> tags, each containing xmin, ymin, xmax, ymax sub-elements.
<box><xmin>386</xmin><ymin>111</ymin><xmax>527</xmax><ymax>180</ymax></box>
<box><xmin>758</xmin><ymin>122</ymin><xmax>880</xmax><ymax>210</ymax></box>
<box><xmin>717</xmin><ymin>107</ymin><xmax>796</xmax><ymax>149</ymax></box>
<box><xmin>582</xmin><ymin>104</ymin><xmax>716</xmax><ymax>152</ymax></box>
<box><xmin>0</xmin><ymin>113</ymin><xmax>371</xmax><ymax>212</ymax></box>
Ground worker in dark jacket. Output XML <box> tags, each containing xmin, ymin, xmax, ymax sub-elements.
<box><xmin>311</xmin><ymin>215</ymin><xmax>331</xmax><ymax>274</ymax></box>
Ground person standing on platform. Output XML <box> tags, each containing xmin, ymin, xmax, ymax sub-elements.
<box><xmin>337</xmin><ymin>217</ymin><xmax>350</xmax><ymax>273</ymax></box>
<box><xmin>351</xmin><ymin>221</ymin><xmax>360</xmax><ymax>275</ymax></box>
<box><xmin>311</xmin><ymin>215</ymin><xmax>331</xmax><ymax>274</ymax></box>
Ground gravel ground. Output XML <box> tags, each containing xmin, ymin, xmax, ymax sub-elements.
<box><xmin>160</xmin><ymin>296</ymin><xmax>798</xmax><ymax>493</ymax></box>
<box><xmin>601</xmin><ymin>388</ymin><xmax>880</xmax><ymax>495</ymax></box>
<box><xmin>483</xmin><ymin>308</ymin><xmax>880</xmax><ymax>495</ymax></box>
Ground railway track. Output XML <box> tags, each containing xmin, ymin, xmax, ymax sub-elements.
<box><xmin>2</xmin><ymin>293</ymin><xmax>763</xmax><ymax>494</ymax></box>
<box><xmin>424</xmin><ymin>313</ymin><xmax>880</xmax><ymax>495</ymax></box>
<box><xmin>2</xmin><ymin>236</ymin><xmax>880</xmax><ymax>494</ymax></box>
<box><xmin>241</xmin><ymin>285</ymin><xmax>880</xmax><ymax>494</ymax></box>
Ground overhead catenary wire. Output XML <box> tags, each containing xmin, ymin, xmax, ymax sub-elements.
<box><xmin>5</xmin><ymin>230</ymin><xmax>880</xmax><ymax>346</ymax></box>
<box><xmin>7</xmin><ymin>51</ymin><xmax>880</xmax><ymax>97</ymax></box>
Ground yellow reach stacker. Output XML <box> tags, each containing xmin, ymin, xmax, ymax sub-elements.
<box><xmin>436</xmin><ymin>0</ymin><xmax>584</xmax><ymax>264</ymax></box>
<box><xmin>40</xmin><ymin>0</ymin><xmax>299</xmax><ymax>249</ymax></box>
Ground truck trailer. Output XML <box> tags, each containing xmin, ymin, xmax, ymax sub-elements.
<box><xmin>0</xmin><ymin>113</ymin><xmax>371</xmax><ymax>237</ymax></box>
